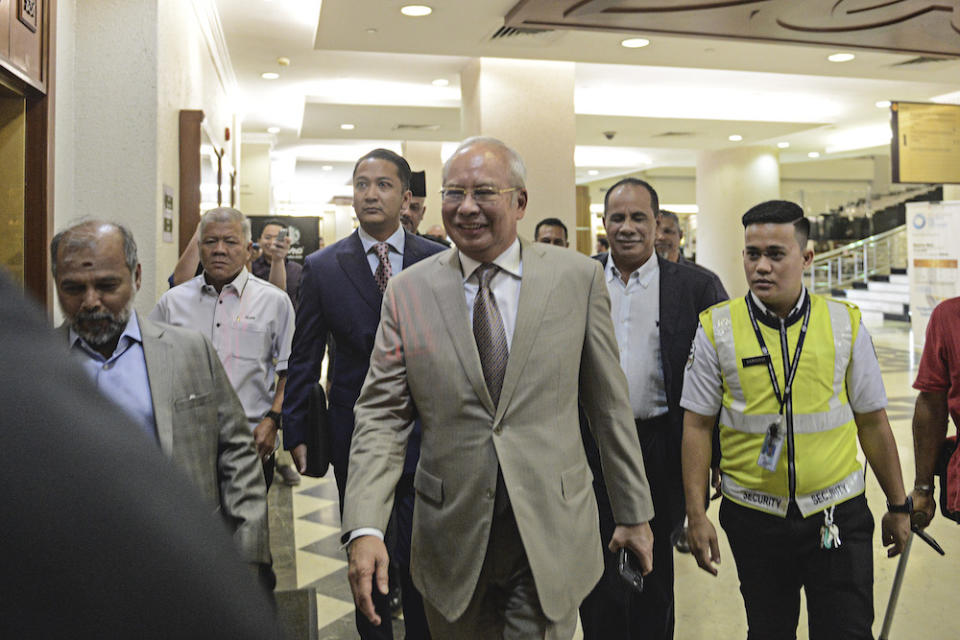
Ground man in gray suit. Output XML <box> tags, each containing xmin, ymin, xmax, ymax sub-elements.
<box><xmin>343</xmin><ymin>137</ymin><xmax>655</xmax><ymax>639</ymax></box>
<box><xmin>51</xmin><ymin>220</ymin><xmax>270</xmax><ymax>579</ymax></box>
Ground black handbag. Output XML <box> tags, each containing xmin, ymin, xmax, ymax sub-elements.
<box><xmin>304</xmin><ymin>382</ymin><xmax>331</xmax><ymax>478</ymax></box>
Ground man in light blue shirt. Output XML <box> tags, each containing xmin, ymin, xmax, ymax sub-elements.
<box><xmin>51</xmin><ymin>220</ymin><xmax>271</xmax><ymax>587</ymax></box>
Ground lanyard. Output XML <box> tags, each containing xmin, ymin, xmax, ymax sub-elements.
<box><xmin>745</xmin><ymin>295</ymin><xmax>811</xmax><ymax>415</ymax></box>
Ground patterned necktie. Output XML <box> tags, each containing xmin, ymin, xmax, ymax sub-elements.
<box><xmin>373</xmin><ymin>242</ymin><xmax>392</xmax><ymax>293</ymax></box>
<box><xmin>473</xmin><ymin>263</ymin><xmax>509</xmax><ymax>406</ymax></box>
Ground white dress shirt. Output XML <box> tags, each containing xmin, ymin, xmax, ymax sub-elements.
<box><xmin>605</xmin><ymin>255</ymin><xmax>668</xmax><ymax>420</ymax></box>
<box><xmin>69</xmin><ymin>311</ymin><xmax>157</xmax><ymax>440</ymax></box>
<box><xmin>358</xmin><ymin>225</ymin><xmax>405</xmax><ymax>277</ymax></box>
<box><xmin>459</xmin><ymin>238</ymin><xmax>523</xmax><ymax>350</ymax></box>
<box><xmin>150</xmin><ymin>268</ymin><xmax>296</xmax><ymax>428</ymax></box>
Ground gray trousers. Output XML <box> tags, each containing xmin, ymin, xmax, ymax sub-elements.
<box><xmin>422</xmin><ymin>507</ymin><xmax>577</xmax><ymax>640</ymax></box>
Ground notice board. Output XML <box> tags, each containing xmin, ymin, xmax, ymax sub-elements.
<box><xmin>892</xmin><ymin>102</ymin><xmax>960</xmax><ymax>185</ymax></box>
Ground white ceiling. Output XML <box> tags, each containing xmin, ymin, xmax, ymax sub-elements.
<box><xmin>215</xmin><ymin>0</ymin><xmax>960</xmax><ymax>193</ymax></box>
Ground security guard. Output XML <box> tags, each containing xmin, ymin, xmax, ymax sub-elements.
<box><xmin>680</xmin><ymin>200</ymin><xmax>910</xmax><ymax>639</ymax></box>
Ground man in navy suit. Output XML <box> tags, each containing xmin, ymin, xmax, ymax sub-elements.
<box><xmin>283</xmin><ymin>148</ymin><xmax>445</xmax><ymax>639</ymax></box>
<box><xmin>580</xmin><ymin>178</ymin><xmax>727</xmax><ymax>640</ymax></box>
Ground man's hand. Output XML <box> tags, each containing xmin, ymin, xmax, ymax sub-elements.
<box><xmin>348</xmin><ymin>535</ymin><xmax>390</xmax><ymax>626</ymax></box>
<box><xmin>267</xmin><ymin>236</ymin><xmax>291</xmax><ymax>263</ymax></box>
<box><xmin>252</xmin><ymin>417</ymin><xmax>278</xmax><ymax>461</ymax></box>
<box><xmin>292</xmin><ymin>443</ymin><xmax>307</xmax><ymax>473</ymax></box>
<box><xmin>687</xmin><ymin>515</ymin><xmax>721</xmax><ymax>576</ymax></box>
<box><xmin>910</xmin><ymin>489</ymin><xmax>937</xmax><ymax>529</ymax></box>
<box><xmin>608</xmin><ymin>522</ymin><xmax>654</xmax><ymax>575</ymax></box>
<box><xmin>881</xmin><ymin>511</ymin><xmax>911</xmax><ymax>557</ymax></box>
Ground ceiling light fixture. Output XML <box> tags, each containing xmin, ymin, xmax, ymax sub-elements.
<box><xmin>728</xmin><ymin>134</ymin><xmax>743</xmax><ymax>142</ymax></box>
<box><xmin>400</xmin><ymin>5</ymin><xmax>432</xmax><ymax>17</ymax></box>
<box><xmin>827</xmin><ymin>53</ymin><xmax>855</xmax><ymax>63</ymax></box>
<box><xmin>777</xmin><ymin>142</ymin><xmax>790</xmax><ymax>149</ymax></box>
<box><xmin>808</xmin><ymin>151</ymin><xmax>821</xmax><ymax>158</ymax></box>
<box><xmin>432</xmin><ymin>78</ymin><xmax>449</xmax><ymax>87</ymax></box>
<box><xmin>322</xmin><ymin>165</ymin><xmax>334</xmax><ymax>171</ymax></box>
<box><xmin>267</xmin><ymin>126</ymin><xmax>280</xmax><ymax>134</ymax></box>
<box><xmin>261</xmin><ymin>72</ymin><xmax>279</xmax><ymax>80</ymax></box>
<box><xmin>587</xmin><ymin>169</ymin><xmax>599</xmax><ymax>176</ymax></box>
<box><xmin>340</xmin><ymin>123</ymin><xmax>355</xmax><ymax>130</ymax></box>
<box><xmin>876</xmin><ymin>100</ymin><xmax>891</xmax><ymax>108</ymax></box>
<box><xmin>620</xmin><ymin>38</ymin><xmax>650</xmax><ymax>49</ymax></box>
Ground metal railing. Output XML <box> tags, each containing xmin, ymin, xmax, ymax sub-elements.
<box><xmin>806</xmin><ymin>225</ymin><xmax>906</xmax><ymax>294</ymax></box>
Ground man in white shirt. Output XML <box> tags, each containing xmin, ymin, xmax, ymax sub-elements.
<box><xmin>579</xmin><ymin>178</ymin><xmax>726</xmax><ymax>640</ymax></box>
<box><xmin>151</xmin><ymin>207</ymin><xmax>295</xmax><ymax>491</ymax></box>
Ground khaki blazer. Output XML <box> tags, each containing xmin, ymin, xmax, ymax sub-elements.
<box><xmin>61</xmin><ymin>315</ymin><xmax>270</xmax><ymax>565</ymax></box>
<box><xmin>342</xmin><ymin>239</ymin><xmax>653</xmax><ymax>622</ymax></box>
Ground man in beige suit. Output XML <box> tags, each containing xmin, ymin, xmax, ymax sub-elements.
<box><xmin>51</xmin><ymin>220</ymin><xmax>270</xmax><ymax>580</ymax></box>
<box><xmin>343</xmin><ymin>138</ymin><xmax>655</xmax><ymax>639</ymax></box>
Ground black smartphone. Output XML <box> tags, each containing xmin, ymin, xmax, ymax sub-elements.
<box><xmin>617</xmin><ymin>548</ymin><xmax>644</xmax><ymax>594</ymax></box>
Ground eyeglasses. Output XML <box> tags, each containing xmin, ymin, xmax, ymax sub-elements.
<box><xmin>440</xmin><ymin>186</ymin><xmax>520</xmax><ymax>204</ymax></box>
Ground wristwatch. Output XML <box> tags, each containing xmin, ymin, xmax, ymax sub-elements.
<box><xmin>265</xmin><ymin>410</ymin><xmax>283</xmax><ymax>427</ymax></box>
<box><xmin>886</xmin><ymin>496</ymin><xmax>913</xmax><ymax>514</ymax></box>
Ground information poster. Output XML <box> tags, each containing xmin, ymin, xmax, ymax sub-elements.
<box><xmin>907</xmin><ymin>201</ymin><xmax>960</xmax><ymax>348</ymax></box>
<box><xmin>892</xmin><ymin>102</ymin><xmax>960</xmax><ymax>184</ymax></box>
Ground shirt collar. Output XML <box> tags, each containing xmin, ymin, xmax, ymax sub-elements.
<box><xmin>69</xmin><ymin>310</ymin><xmax>143</xmax><ymax>360</ymax></box>
<box><xmin>749</xmin><ymin>287</ymin><xmax>808</xmax><ymax>321</ymax></box>
<box><xmin>459</xmin><ymin>238</ymin><xmax>522</xmax><ymax>283</ymax></box>
<box><xmin>605</xmin><ymin>253</ymin><xmax>658</xmax><ymax>288</ymax></box>
<box><xmin>202</xmin><ymin>267</ymin><xmax>249</xmax><ymax>297</ymax></box>
<box><xmin>358</xmin><ymin>225</ymin><xmax>405</xmax><ymax>256</ymax></box>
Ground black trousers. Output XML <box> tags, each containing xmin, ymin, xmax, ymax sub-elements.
<box><xmin>580</xmin><ymin>413</ymin><xmax>680</xmax><ymax>640</ymax></box>
<box><xmin>335</xmin><ymin>466</ymin><xmax>430</xmax><ymax>640</ymax></box>
<box><xmin>720</xmin><ymin>494</ymin><xmax>875</xmax><ymax>640</ymax></box>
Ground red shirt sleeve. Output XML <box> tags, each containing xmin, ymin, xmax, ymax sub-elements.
<box><xmin>914</xmin><ymin>301</ymin><xmax>952</xmax><ymax>392</ymax></box>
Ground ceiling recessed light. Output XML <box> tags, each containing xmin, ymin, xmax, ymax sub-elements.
<box><xmin>587</xmin><ymin>169</ymin><xmax>599</xmax><ymax>176</ymax></box>
<box><xmin>876</xmin><ymin>100</ymin><xmax>891</xmax><ymax>108</ymax></box>
<box><xmin>261</xmin><ymin>72</ymin><xmax>279</xmax><ymax>80</ymax></box>
<box><xmin>322</xmin><ymin>165</ymin><xmax>333</xmax><ymax>171</ymax></box>
<box><xmin>432</xmin><ymin>78</ymin><xmax>449</xmax><ymax>87</ymax></box>
<box><xmin>366</xmin><ymin>28</ymin><xmax>378</xmax><ymax>34</ymax></box>
<box><xmin>828</xmin><ymin>53</ymin><xmax>855</xmax><ymax>63</ymax></box>
<box><xmin>728</xmin><ymin>134</ymin><xmax>743</xmax><ymax>142</ymax></box>
<box><xmin>267</xmin><ymin>126</ymin><xmax>280</xmax><ymax>134</ymax></box>
<box><xmin>808</xmin><ymin>151</ymin><xmax>821</xmax><ymax>158</ymax></box>
<box><xmin>400</xmin><ymin>5</ymin><xmax>432</xmax><ymax>17</ymax></box>
<box><xmin>620</xmin><ymin>38</ymin><xmax>650</xmax><ymax>49</ymax></box>
<box><xmin>340</xmin><ymin>123</ymin><xmax>355</xmax><ymax>130</ymax></box>
<box><xmin>777</xmin><ymin>142</ymin><xmax>790</xmax><ymax>149</ymax></box>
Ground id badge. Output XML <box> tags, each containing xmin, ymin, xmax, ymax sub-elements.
<box><xmin>757</xmin><ymin>418</ymin><xmax>784</xmax><ymax>472</ymax></box>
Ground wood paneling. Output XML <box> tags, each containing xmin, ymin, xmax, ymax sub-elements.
<box><xmin>0</xmin><ymin>0</ymin><xmax>10</xmax><ymax>59</ymax></box>
<box><xmin>179</xmin><ymin>110</ymin><xmax>205</xmax><ymax>254</ymax></box>
<box><xmin>576</xmin><ymin>184</ymin><xmax>592</xmax><ymax>256</ymax></box>
<box><xmin>8</xmin><ymin>0</ymin><xmax>43</xmax><ymax>89</ymax></box>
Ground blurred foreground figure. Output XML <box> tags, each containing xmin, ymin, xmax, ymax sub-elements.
<box><xmin>0</xmin><ymin>272</ymin><xmax>283</xmax><ymax>639</ymax></box>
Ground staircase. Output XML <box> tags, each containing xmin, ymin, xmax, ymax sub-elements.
<box><xmin>830</xmin><ymin>269</ymin><xmax>909</xmax><ymax>326</ymax></box>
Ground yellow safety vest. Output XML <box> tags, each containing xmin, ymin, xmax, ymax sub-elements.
<box><xmin>701</xmin><ymin>293</ymin><xmax>864</xmax><ymax>517</ymax></box>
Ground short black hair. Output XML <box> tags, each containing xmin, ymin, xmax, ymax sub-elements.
<box><xmin>260</xmin><ymin>219</ymin><xmax>286</xmax><ymax>232</ymax></box>
<box><xmin>534</xmin><ymin>217</ymin><xmax>568</xmax><ymax>240</ymax></box>
<box><xmin>603</xmin><ymin>178</ymin><xmax>660</xmax><ymax>218</ymax></box>
<box><xmin>742</xmin><ymin>200</ymin><xmax>810</xmax><ymax>247</ymax></box>
<box><xmin>353</xmin><ymin>149</ymin><xmax>412</xmax><ymax>192</ymax></box>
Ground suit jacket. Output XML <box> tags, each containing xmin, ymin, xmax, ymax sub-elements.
<box><xmin>6</xmin><ymin>277</ymin><xmax>281</xmax><ymax>639</ymax></box>
<box><xmin>590</xmin><ymin>253</ymin><xmax>727</xmax><ymax>524</ymax></box>
<box><xmin>282</xmin><ymin>229</ymin><xmax>446</xmax><ymax>475</ymax></box>
<box><xmin>342</xmin><ymin>240</ymin><xmax>654</xmax><ymax>622</ymax></box>
<box><xmin>677</xmin><ymin>253</ymin><xmax>728</xmax><ymax>301</ymax></box>
<box><xmin>61</xmin><ymin>316</ymin><xmax>270</xmax><ymax>565</ymax></box>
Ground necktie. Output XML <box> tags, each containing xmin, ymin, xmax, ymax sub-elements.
<box><xmin>373</xmin><ymin>242</ymin><xmax>392</xmax><ymax>293</ymax></box>
<box><xmin>473</xmin><ymin>263</ymin><xmax>508</xmax><ymax>407</ymax></box>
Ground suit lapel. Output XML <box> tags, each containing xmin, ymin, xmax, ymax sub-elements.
<box><xmin>402</xmin><ymin>232</ymin><xmax>426</xmax><ymax>269</ymax></box>
<box><xmin>336</xmin><ymin>231</ymin><xmax>383</xmax><ymax>314</ymax></box>
<box><xmin>139</xmin><ymin>317</ymin><xmax>175</xmax><ymax>456</ymax></box>
<box><xmin>432</xmin><ymin>250</ymin><xmax>496</xmax><ymax>415</ymax></box>
<box><xmin>658</xmin><ymin>255</ymin><xmax>679</xmax><ymax>402</ymax></box>
<box><xmin>496</xmin><ymin>240</ymin><xmax>554</xmax><ymax>421</ymax></box>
